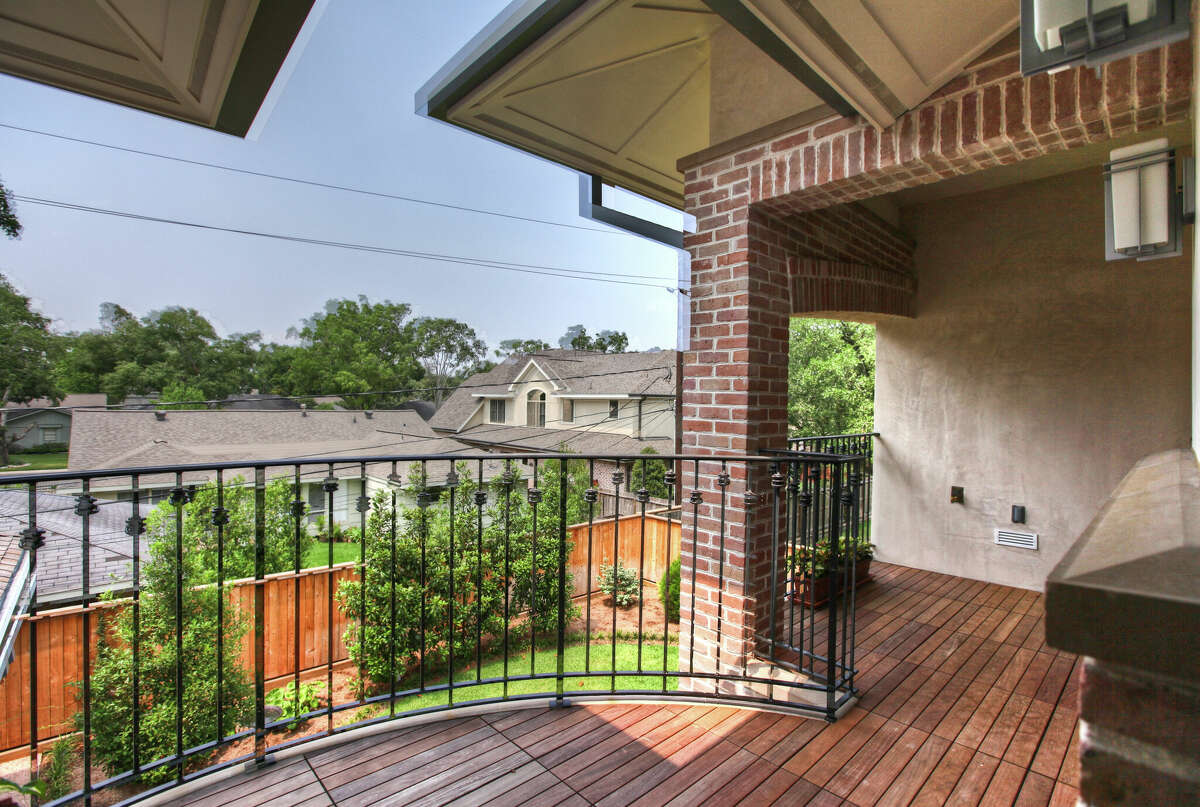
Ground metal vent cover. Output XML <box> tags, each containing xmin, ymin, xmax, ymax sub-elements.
<box><xmin>995</xmin><ymin>528</ymin><xmax>1038</xmax><ymax>550</ymax></box>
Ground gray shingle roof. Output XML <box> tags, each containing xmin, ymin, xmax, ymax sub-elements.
<box><xmin>67</xmin><ymin>409</ymin><xmax>495</xmax><ymax>490</ymax></box>
<box><xmin>430</xmin><ymin>349</ymin><xmax>676</xmax><ymax>433</ymax></box>
<box><xmin>453</xmin><ymin>424</ymin><xmax>672</xmax><ymax>456</ymax></box>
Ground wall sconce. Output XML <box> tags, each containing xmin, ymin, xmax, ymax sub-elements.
<box><xmin>1104</xmin><ymin>138</ymin><xmax>1194</xmax><ymax>262</ymax></box>
<box><xmin>1021</xmin><ymin>0</ymin><xmax>1189</xmax><ymax>76</ymax></box>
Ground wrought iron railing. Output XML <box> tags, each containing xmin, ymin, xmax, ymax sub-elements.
<box><xmin>1</xmin><ymin>447</ymin><xmax>866</xmax><ymax>806</ymax></box>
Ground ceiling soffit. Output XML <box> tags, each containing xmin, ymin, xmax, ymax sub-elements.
<box><xmin>735</xmin><ymin>0</ymin><xmax>1019</xmax><ymax>129</ymax></box>
<box><xmin>0</xmin><ymin>0</ymin><xmax>312</xmax><ymax>135</ymax></box>
<box><xmin>448</xmin><ymin>0</ymin><xmax>722</xmax><ymax>207</ymax></box>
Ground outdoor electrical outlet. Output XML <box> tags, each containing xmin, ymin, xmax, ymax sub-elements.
<box><xmin>950</xmin><ymin>486</ymin><xmax>964</xmax><ymax>504</ymax></box>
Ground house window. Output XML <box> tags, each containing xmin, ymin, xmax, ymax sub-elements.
<box><xmin>527</xmin><ymin>390</ymin><xmax>546</xmax><ymax>427</ymax></box>
<box><xmin>39</xmin><ymin>426</ymin><xmax>61</xmax><ymax>444</ymax></box>
<box><xmin>608</xmin><ymin>400</ymin><xmax>619</xmax><ymax>419</ymax></box>
<box><xmin>562</xmin><ymin>399</ymin><xmax>574</xmax><ymax>424</ymax></box>
<box><xmin>489</xmin><ymin>399</ymin><xmax>506</xmax><ymax>424</ymax></box>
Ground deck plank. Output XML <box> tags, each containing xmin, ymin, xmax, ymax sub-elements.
<box><xmin>170</xmin><ymin>562</ymin><xmax>1082</xmax><ymax>807</ymax></box>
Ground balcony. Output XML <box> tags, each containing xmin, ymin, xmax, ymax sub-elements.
<box><xmin>0</xmin><ymin>439</ymin><xmax>1079</xmax><ymax>806</ymax></box>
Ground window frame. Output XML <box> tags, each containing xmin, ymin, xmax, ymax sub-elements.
<box><xmin>608</xmin><ymin>400</ymin><xmax>619</xmax><ymax>419</ymax></box>
<box><xmin>526</xmin><ymin>390</ymin><xmax>546</xmax><ymax>427</ymax></box>
<box><xmin>489</xmin><ymin>398</ymin><xmax>506</xmax><ymax>424</ymax></box>
<box><xmin>562</xmin><ymin>398</ymin><xmax>574</xmax><ymax>424</ymax></box>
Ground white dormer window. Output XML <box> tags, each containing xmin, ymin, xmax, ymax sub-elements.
<box><xmin>527</xmin><ymin>390</ymin><xmax>546</xmax><ymax>427</ymax></box>
<box><xmin>489</xmin><ymin>399</ymin><xmax>506</xmax><ymax>424</ymax></box>
<box><xmin>562</xmin><ymin>399</ymin><xmax>574</xmax><ymax>424</ymax></box>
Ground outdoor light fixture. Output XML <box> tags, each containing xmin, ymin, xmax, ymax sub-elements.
<box><xmin>1104</xmin><ymin>138</ymin><xmax>1194</xmax><ymax>261</ymax></box>
<box><xmin>1021</xmin><ymin>0</ymin><xmax>1189</xmax><ymax>76</ymax></box>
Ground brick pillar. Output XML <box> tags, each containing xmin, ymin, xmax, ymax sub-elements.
<box><xmin>678</xmin><ymin>159</ymin><xmax>791</xmax><ymax>690</ymax></box>
<box><xmin>1078</xmin><ymin>660</ymin><xmax>1200</xmax><ymax>804</ymax></box>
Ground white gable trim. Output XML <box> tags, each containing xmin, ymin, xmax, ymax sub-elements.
<box><xmin>508</xmin><ymin>359</ymin><xmax>561</xmax><ymax>391</ymax></box>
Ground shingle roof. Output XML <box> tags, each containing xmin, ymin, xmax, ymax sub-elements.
<box><xmin>3</xmin><ymin>393</ymin><xmax>107</xmax><ymax>422</ymax></box>
<box><xmin>453</xmin><ymin>424</ymin><xmax>672</xmax><ymax>456</ymax></box>
<box><xmin>0</xmin><ymin>491</ymin><xmax>144</xmax><ymax>603</ymax></box>
<box><xmin>430</xmin><ymin>349</ymin><xmax>676</xmax><ymax>432</ymax></box>
<box><xmin>67</xmin><ymin>409</ymin><xmax>498</xmax><ymax>490</ymax></box>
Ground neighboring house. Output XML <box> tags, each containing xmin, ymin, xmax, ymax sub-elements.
<box><xmin>431</xmin><ymin>349</ymin><xmax>676</xmax><ymax>509</ymax></box>
<box><xmin>1</xmin><ymin>393</ymin><xmax>107</xmax><ymax>451</ymax></box>
<box><xmin>220</xmin><ymin>392</ymin><xmax>302</xmax><ymax>411</ymax></box>
<box><xmin>64</xmin><ymin>408</ymin><xmax>502</xmax><ymax>524</ymax></box>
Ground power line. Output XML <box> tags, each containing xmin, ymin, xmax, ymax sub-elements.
<box><xmin>14</xmin><ymin>195</ymin><xmax>682</xmax><ymax>291</ymax></box>
<box><xmin>0</xmin><ymin>122</ymin><xmax>638</xmax><ymax>236</ymax></box>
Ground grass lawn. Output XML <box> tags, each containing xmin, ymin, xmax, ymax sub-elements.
<box><xmin>303</xmin><ymin>541</ymin><xmax>360</xmax><ymax>568</ymax></box>
<box><xmin>2</xmin><ymin>452</ymin><xmax>69</xmax><ymax>471</ymax></box>
<box><xmin>388</xmin><ymin>640</ymin><xmax>679</xmax><ymax>713</ymax></box>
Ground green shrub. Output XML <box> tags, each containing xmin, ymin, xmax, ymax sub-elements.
<box><xmin>83</xmin><ymin>477</ymin><xmax>310</xmax><ymax>785</ymax></box>
<box><xmin>658</xmin><ymin>558</ymin><xmax>680</xmax><ymax>623</ymax></box>
<box><xmin>598</xmin><ymin>562</ymin><xmax>639</xmax><ymax>607</ymax></box>
<box><xmin>22</xmin><ymin>441</ymin><xmax>68</xmax><ymax>454</ymax></box>
<box><xmin>41</xmin><ymin>736</ymin><xmax>74</xmax><ymax>800</ymax></box>
<box><xmin>265</xmin><ymin>681</ymin><xmax>324</xmax><ymax>730</ymax></box>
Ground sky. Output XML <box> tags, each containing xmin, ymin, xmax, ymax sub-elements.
<box><xmin>0</xmin><ymin>0</ymin><xmax>682</xmax><ymax>352</ymax></box>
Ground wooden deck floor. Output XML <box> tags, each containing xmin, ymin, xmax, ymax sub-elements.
<box><xmin>169</xmin><ymin>562</ymin><xmax>1081</xmax><ymax>806</ymax></box>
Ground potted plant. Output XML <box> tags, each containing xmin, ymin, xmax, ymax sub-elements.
<box><xmin>791</xmin><ymin>536</ymin><xmax>874</xmax><ymax>607</ymax></box>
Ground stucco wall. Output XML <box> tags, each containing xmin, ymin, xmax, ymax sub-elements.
<box><xmin>874</xmin><ymin>167</ymin><xmax>1191</xmax><ymax>590</ymax></box>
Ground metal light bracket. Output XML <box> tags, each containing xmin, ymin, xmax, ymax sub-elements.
<box><xmin>1021</xmin><ymin>0</ymin><xmax>1190</xmax><ymax>76</ymax></box>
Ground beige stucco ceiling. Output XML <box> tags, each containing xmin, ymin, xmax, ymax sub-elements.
<box><xmin>0</xmin><ymin>0</ymin><xmax>312</xmax><ymax>136</ymax></box>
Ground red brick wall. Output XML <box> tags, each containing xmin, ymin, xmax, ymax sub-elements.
<box><xmin>678</xmin><ymin>34</ymin><xmax>1193</xmax><ymax>688</ymax></box>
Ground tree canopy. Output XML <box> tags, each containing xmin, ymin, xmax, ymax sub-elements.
<box><xmin>495</xmin><ymin>338</ymin><xmax>551</xmax><ymax>358</ymax></box>
<box><xmin>412</xmin><ymin>317</ymin><xmax>487</xmax><ymax>406</ymax></box>
<box><xmin>0</xmin><ymin>273</ymin><xmax>60</xmax><ymax>464</ymax></box>
<box><xmin>558</xmin><ymin>325</ymin><xmax>629</xmax><ymax>353</ymax></box>
<box><xmin>788</xmin><ymin>318</ymin><xmax>875</xmax><ymax>436</ymax></box>
<box><xmin>0</xmin><ymin>178</ymin><xmax>20</xmax><ymax>240</ymax></box>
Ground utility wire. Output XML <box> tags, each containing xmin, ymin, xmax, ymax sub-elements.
<box><xmin>0</xmin><ymin>122</ymin><xmax>636</xmax><ymax>236</ymax></box>
<box><xmin>14</xmin><ymin>196</ymin><xmax>682</xmax><ymax>291</ymax></box>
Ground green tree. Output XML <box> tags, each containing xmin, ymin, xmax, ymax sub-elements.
<box><xmin>628</xmin><ymin>446</ymin><xmax>672</xmax><ymax>501</ymax></box>
<box><xmin>412</xmin><ymin>317</ymin><xmax>487</xmax><ymax>407</ymax></box>
<box><xmin>0</xmin><ymin>273</ymin><xmax>60</xmax><ymax>465</ymax></box>
<box><xmin>156</xmin><ymin>382</ymin><xmax>207</xmax><ymax>410</ymax></box>
<box><xmin>0</xmin><ymin>178</ymin><xmax>20</xmax><ymax>239</ymax></box>
<box><xmin>85</xmin><ymin>478</ymin><xmax>312</xmax><ymax>783</ymax></box>
<box><xmin>495</xmin><ymin>338</ymin><xmax>551</xmax><ymax>358</ymax></box>
<box><xmin>283</xmin><ymin>297</ymin><xmax>423</xmax><ymax>409</ymax></box>
<box><xmin>788</xmin><ymin>319</ymin><xmax>875</xmax><ymax>436</ymax></box>
<box><xmin>558</xmin><ymin>325</ymin><xmax>629</xmax><ymax>353</ymax></box>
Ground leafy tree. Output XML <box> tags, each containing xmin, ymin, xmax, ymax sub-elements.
<box><xmin>628</xmin><ymin>446</ymin><xmax>672</xmax><ymax>501</ymax></box>
<box><xmin>495</xmin><ymin>338</ymin><xmax>551</xmax><ymax>358</ymax></box>
<box><xmin>0</xmin><ymin>273</ymin><xmax>60</xmax><ymax>465</ymax></box>
<box><xmin>156</xmin><ymin>382</ymin><xmax>207</xmax><ymax>410</ymax></box>
<box><xmin>412</xmin><ymin>317</ymin><xmax>487</xmax><ymax>407</ymax></box>
<box><xmin>282</xmin><ymin>297</ymin><xmax>423</xmax><ymax>409</ymax></box>
<box><xmin>85</xmin><ymin>478</ymin><xmax>313</xmax><ymax>783</ymax></box>
<box><xmin>658</xmin><ymin>558</ymin><xmax>681</xmax><ymax>623</ymax></box>
<box><xmin>558</xmin><ymin>325</ymin><xmax>629</xmax><ymax>353</ymax></box>
<box><xmin>0</xmin><ymin>178</ymin><xmax>21</xmax><ymax>239</ymax></box>
<box><xmin>788</xmin><ymin>319</ymin><xmax>875</xmax><ymax>436</ymax></box>
<box><xmin>55</xmin><ymin>305</ymin><xmax>258</xmax><ymax>401</ymax></box>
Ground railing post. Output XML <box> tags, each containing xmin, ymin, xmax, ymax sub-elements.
<box><xmin>22</xmin><ymin>483</ymin><xmax>44</xmax><ymax>804</ymax></box>
<box><xmin>253</xmin><ymin>466</ymin><xmax>268</xmax><ymax>766</ymax></box>
<box><xmin>556</xmin><ymin>456</ymin><xmax>568</xmax><ymax>705</ymax></box>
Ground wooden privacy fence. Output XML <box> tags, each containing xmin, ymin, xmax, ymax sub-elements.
<box><xmin>0</xmin><ymin>564</ymin><xmax>357</xmax><ymax>757</ymax></box>
<box><xmin>1</xmin><ymin>517</ymin><xmax>681</xmax><ymax>756</ymax></box>
<box><xmin>566</xmin><ymin>512</ymin><xmax>681</xmax><ymax>597</ymax></box>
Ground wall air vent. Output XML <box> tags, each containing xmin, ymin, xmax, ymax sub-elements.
<box><xmin>995</xmin><ymin>528</ymin><xmax>1039</xmax><ymax>550</ymax></box>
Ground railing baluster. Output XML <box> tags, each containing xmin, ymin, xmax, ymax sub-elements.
<box><xmin>22</xmin><ymin>482</ymin><xmax>43</xmax><ymax>799</ymax></box>
<box><xmin>358</xmin><ymin>462</ymin><xmax>368</xmax><ymax>707</ymax></box>
<box><xmin>476</xmin><ymin>460</ymin><xmax>485</xmax><ymax>684</ymax></box>
<box><xmin>130</xmin><ymin>474</ymin><xmax>142</xmax><ymax>775</ymax></box>
<box><xmin>636</xmin><ymin>458</ymin><xmax>647</xmax><ymax>674</ymax></box>
<box><xmin>447</xmin><ymin>462</ymin><xmax>457</xmax><ymax>705</ymax></box>
<box><xmin>502</xmin><ymin>461</ymin><xmax>512</xmax><ymax>698</ymax></box>
<box><xmin>826</xmin><ymin>463</ymin><xmax>842</xmax><ymax>716</ymax></box>
<box><xmin>419</xmin><ymin>460</ymin><xmax>428</xmax><ymax>694</ymax></box>
<box><xmin>172</xmin><ymin>472</ymin><xmax>185</xmax><ymax>782</ymax></box>
<box><xmin>254</xmin><ymin>466</ymin><xmax>267</xmax><ymax>763</ymax></box>
<box><xmin>323</xmin><ymin>464</ymin><xmax>337</xmax><ymax>734</ymax></box>
<box><xmin>529</xmin><ymin>459</ymin><xmax>539</xmax><ymax>679</ymax></box>
<box><xmin>687</xmin><ymin>460</ymin><xmax>700</xmax><ymax>676</ymax></box>
<box><xmin>555</xmin><ymin>456</ymin><xmax>568</xmax><ymax>704</ymax></box>
<box><xmin>767</xmin><ymin>463</ymin><xmax>782</xmax><ymax>701</ymax></box>
<box><xmin>610</xmin><ymin>468</ymin><xmax>621</xmax><ymax>693</ymax></box>
<box><xmin>584</xmin><ymin>459</ymin><xmax>595</xmax><ymax>674</ymax></box>
<box><xmin>293</xmin><ymin>467</ymin><xmax>303</xmax><ymax>729</ymax></box>
<box><xmin>661</xmin><ymin>460</ymin><xmax>671</xmax><ymax>693</ymax></box>
<box><xmin>78</xmin><ymin>483</ymin><xmax>96</xmax><ymax>806</ymax></box>
<box><xmin>715</xmin><ymin>462</ymin><xmax>729</xmax><ymax>695</ymax></box>
<box><xmin>388</xmin><ymin>462</ymin><xmax>399</xmax><ymax>717</ymax></box>
<box><xmin>214</xmin><ymin>471</ymin><xmax>226</xmax><ymax>743</ymax></box>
